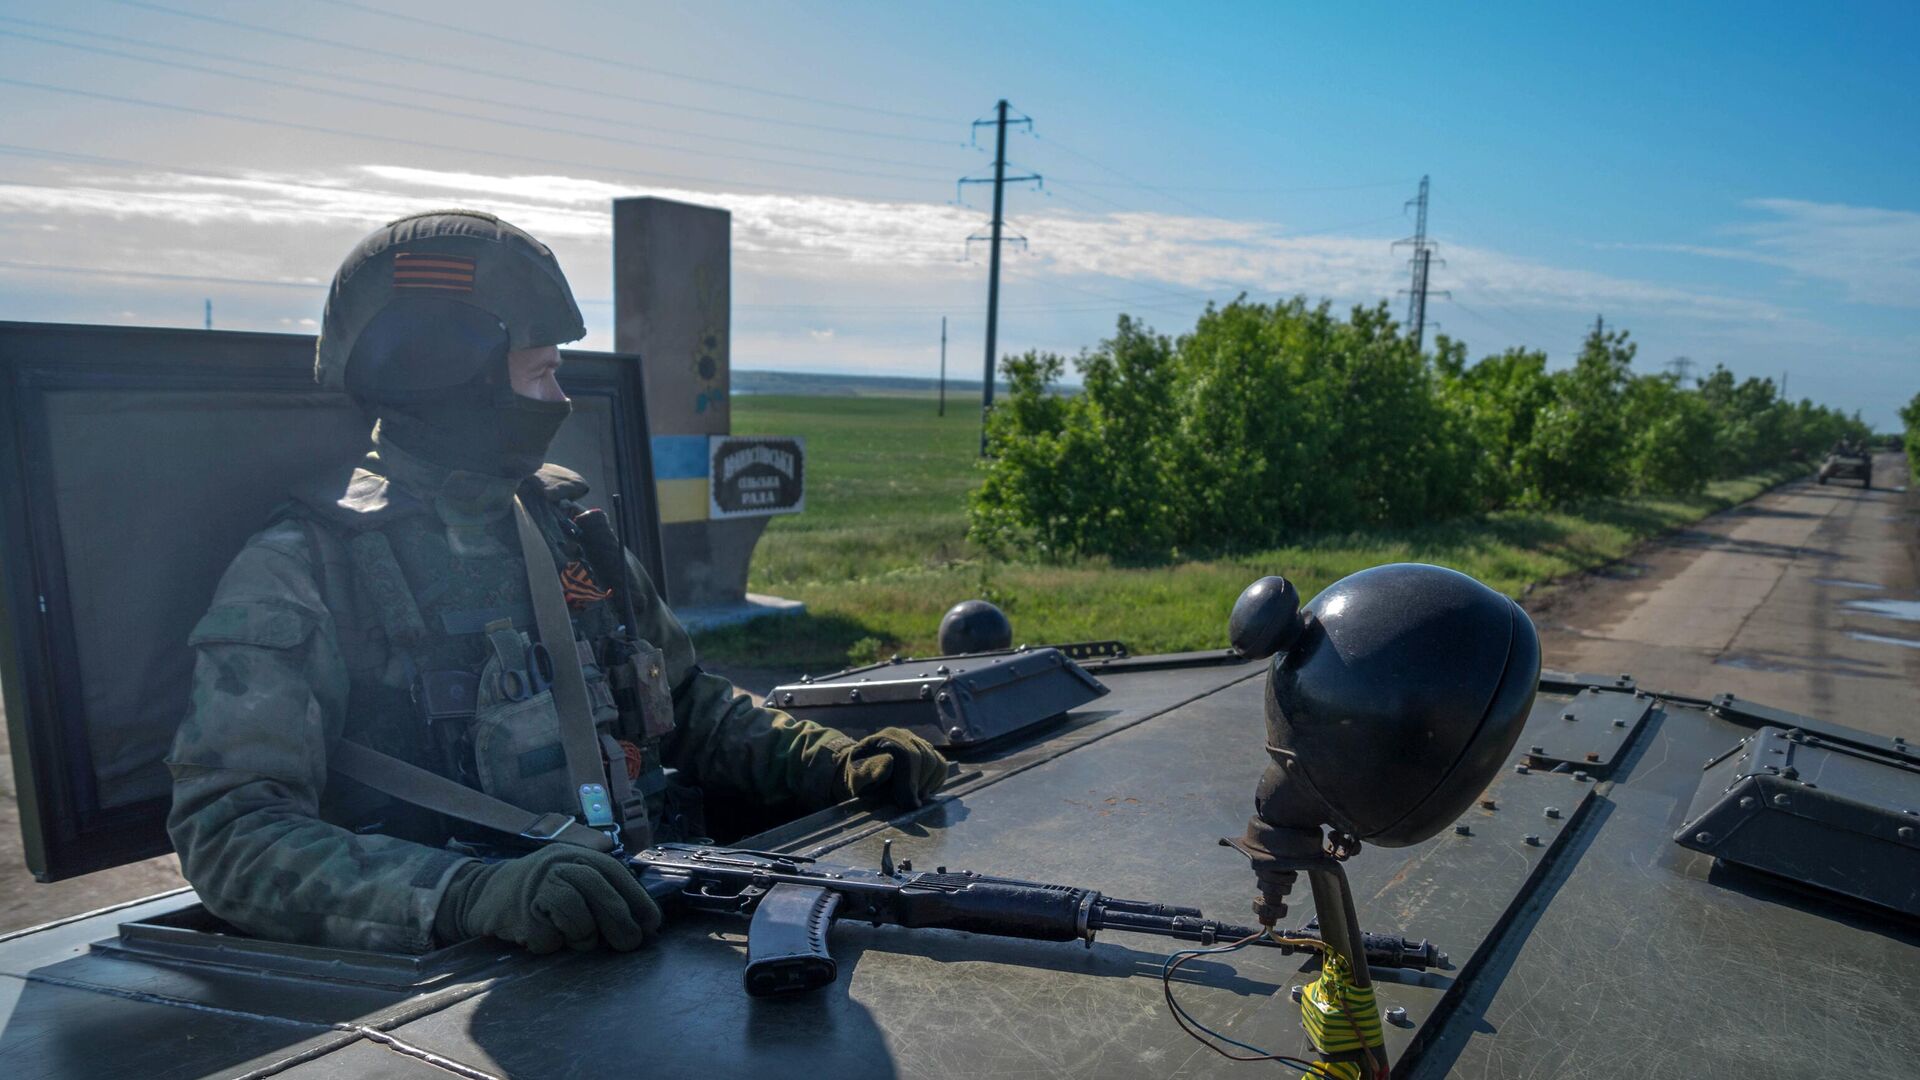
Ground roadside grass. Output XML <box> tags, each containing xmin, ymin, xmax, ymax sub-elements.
<box><xmin>701</xmin><ymin>394</ymin><xmax>1805</xmax><ymax>671</ymax></box>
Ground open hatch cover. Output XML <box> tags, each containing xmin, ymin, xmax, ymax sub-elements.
<box><xmin>1675</xmin><ymin>724</ymin><xmax>1920</xmax><ymax>915</ymax></box>
<box><xmin>0</xmin><ymin>321</ymin><xmax>664</xmax><ymax>882</ymax></box>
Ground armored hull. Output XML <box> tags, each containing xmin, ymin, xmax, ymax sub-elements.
<box><xmin>1819</xmin><ymin>450</ymin><xmax>1873</xmax><ymax>487</ymax></box>
<box><xmin>3</xmin><ymin>663</ymin><xmax>1917</xmax><ymax>1079</ymax></box>
<box><xmin>3</xmin><ymin>322</ymin><xmax>1915</xmax><ymax>1078</ymax></box>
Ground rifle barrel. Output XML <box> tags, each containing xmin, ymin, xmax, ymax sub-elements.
<box><xmin>1090</xmin><ymin>903</ymin><xmax>1440</xmax><ymax>971</ymax></box>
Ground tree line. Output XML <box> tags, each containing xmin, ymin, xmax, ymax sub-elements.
<box><xmin>969</xmin><ymin>298</ymin><xmax>1874</xmax><ymax>561</ymax></box>
<box><xmin>1903</xmin><ymin>392</ymin><xmax>1920</xmax><ymax>482</ymax></box>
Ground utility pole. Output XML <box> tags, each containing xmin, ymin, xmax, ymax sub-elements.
<box><xmin>938</xmin><ymin>316</ymin><xmax>947</xmax><ymax>417</ymax></box>
<box><xmin>204</xmin><ymin>298</ymin><xmax>212</xmax><ymax>331</ymax></box>
<box><xmin>1394</xmin><ymin>175</ymin><xmax>1445</xmax><ymax>352</ymax></box>
<box><xmin>961</xmin><ymin>100</ymin><xmax>1040</xmax><ymax>455</ymax></box>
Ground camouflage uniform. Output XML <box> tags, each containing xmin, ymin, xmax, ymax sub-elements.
<box><xmin>167</xmin><ymin>435</ymin><xmax>853</xmax><ymax>953</ymax></box>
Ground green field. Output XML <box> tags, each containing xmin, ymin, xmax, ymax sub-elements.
<box><xmin>699</xmin><ymin>393</ymin><xmax>1804</xmax><ymax>670</ymax></box>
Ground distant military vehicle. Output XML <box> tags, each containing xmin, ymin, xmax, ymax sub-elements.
<box><xmin>1819</xmin><ymin>442</ymin><xmax>1874</xmax><ymax>487</ymax></box>
<box><xmin>3</xmin><ymin>322</ymin><xmax>1916</xmax><ymax>1079</ymax></box>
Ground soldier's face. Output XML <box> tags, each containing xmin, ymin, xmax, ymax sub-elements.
<box><xmin>507</xmin><ymin>345</ymin><xmax>567</xmax><ymax>403</ymax></box>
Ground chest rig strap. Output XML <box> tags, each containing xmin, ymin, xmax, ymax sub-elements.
<box><xmin>512</xmin><ymin>495</ymin><xmax>619</xmax><ymax>838</ymax></box>
<box><xmin>314</xmin><ymin>520</ymin><xmax>618</xmax><ymax>854</ymax></box>
<box><xmin>329</xmin><ymin>740</ymin><xmax>616</xmax><ymax>853</ymax></box>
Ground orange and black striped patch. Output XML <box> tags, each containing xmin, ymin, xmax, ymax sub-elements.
<box><xmin>562</xmin><ymin>561</ymin><xmax>612</xmax><ymax>610</ymax></box>
<box><xmin>393</xmin><ymin>251</ymin><xmax>475</xmax><ymax>292</ymax></box>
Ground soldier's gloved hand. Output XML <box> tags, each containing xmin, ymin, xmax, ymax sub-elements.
<box><xmin>435</xmin><ymin>844</ymin><xmax>661</xmax><ymax>954</ymax></box>
<box><xmin>833</xmin><ymin>727</ymin><xmax>948</xmax><ymax>808</ymax></box>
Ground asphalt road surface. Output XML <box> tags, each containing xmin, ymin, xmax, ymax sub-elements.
<box><xmin>1527</xmin><ymin>451</ymin><xmax>1917</xmax><ymax>740</ymax></box>
<box><xmin>2</xmin><ymin>455</ymin><xmax>1913</xmax><ymax>933</ymax></box>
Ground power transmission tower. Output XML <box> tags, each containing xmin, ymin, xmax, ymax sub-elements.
<box><xmin>960</xmin><ymin>99</ymin><xmax>1040</xmax><ymax>456</ymax></box>
<box><xmin>204</xmin><ymin>298</ymin><xmax>212</xmax><ymax>331</ymax></box>
<box><xmin>1665</xmin><ymin>356</ymin><xmax>1695</xmax><ymax>383</ymax></box>
<box><xmin>1592</xmin><ymin>314</ymin><xmax>1605</xmax><ymax>338</ymax></box>
<box><xmin>938</xmin><ymin>316</ymin><xmax>947</xmax><ymax>417</ymax></box>
<box><xmin>1393</xmin><ymin>175</ymin><xmax>1446</xmax><ymax>352</ymax></box>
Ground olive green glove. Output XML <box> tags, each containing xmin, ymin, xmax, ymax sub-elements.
<box><xmin>833</xmin><ymin>726</ymin><xmax>949</xmax><ymax>808</ymax></box>
<box><xmin>435</xmin><ymin>845</ymin><xmax>662</xmax><ymax>954</ymax></box>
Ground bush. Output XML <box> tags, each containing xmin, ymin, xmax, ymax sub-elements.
<box><xmin>1903</xmin><ymin>391</ymin><xmax>1920</xmax><ymax>482</ymax></box>
<box><xmin>969</xmin><ymin>317</ymin><xmax>1181</xmax><ymax>560</ymax></box>
<box><xmin>968</xmin><ymin>299</ymin><xmax>1874</xmax><ymax>561</ymax></box>
<box><xmin>1625</xmin><ymin>375</ymin><xmax>1716</xmax><ymax>495</ymax></box>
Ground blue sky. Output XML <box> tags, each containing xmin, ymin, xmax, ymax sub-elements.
<box><xmin>1</xmin><ymin>1</ymin><xmax>1915</xmax><ymax>425</ymax></box>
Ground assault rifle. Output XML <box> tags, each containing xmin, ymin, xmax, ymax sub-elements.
<box><xmin>629</xmin><ymin>841</ymin><xmax>1441</xmax><ymax>996</ymax></box>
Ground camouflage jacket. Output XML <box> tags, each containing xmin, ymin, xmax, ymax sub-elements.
<box><xmin>167</xmin><ymin>440</ymin><xmax>852</xmax><ymax>953</ymax></box>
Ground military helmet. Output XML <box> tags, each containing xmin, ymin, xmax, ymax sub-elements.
<box><xmin>314</xmin><ymin>210</ymin><xmax>586</xmax><ymax>399</ymax></box>
<box><xmin>937</xmin><ymin>599</ymin><xmax>1014</xmax><ymax>655</ymax></box>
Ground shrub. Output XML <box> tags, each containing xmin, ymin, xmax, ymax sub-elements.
<box><xmin>968</xmin><ymin>300</ymin><xmax>1873</xmax><ymax>560</ymax></box>
<box><xmin>1902</xmin><ymin>391</ymin><xmax>1920</xmax><ymax>482</ymax></box>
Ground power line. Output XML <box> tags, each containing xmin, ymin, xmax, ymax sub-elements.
<box><xmin>110</xmin><ymin>1</ymin><xmax>961</xmax><ymax>147</ymax></box>
<box><xmin>1022</xmin><ymin>129</ymin><xmax>1221</xmax><ymax>220</ymax></box>
<box><xmin>0</xmin><ymin>257</ymin><xmax>1253</xmax><ymax>321</ymax></box>
<box><xmin>1447</xmin><ymin>275</ymin><xmax>1568</xmax><ymax>342</ymax></box>
<box><xmin>0</xmin><ymin>258</ymin><xmax>326</xmax><ymax>290</ymax></box>
<box><xmin>0</xmin><ymin>15</ymin><xmax>961</xmax><ymax>176</ymax></box>
<box><xmin>311</xmin><ymin>0</ymin><xmax>956</xmax><ymax>126</ymax></box>
<box><xmin>1038</xmin><ymin>182</ymin><xmax>1132</xmax><ymax>216</ymax></box>
<box><xmin>0</xmin><ymin>172</ymin><xmax>982</xmax><ymax>266</ymax></box>
<box><xmin>1044</xmin><ymin>175</ymin><xmax>1420</xmax><ymax>195</ymax></box>
<box><xmin>960</xmin><ymin>101</ymin><xmax>1042</xmax><ymax>455</ymax></box>
<box><xmin>1276</xmin><ymin>209</ymin><xmax>1415</xmax><ymax>240</ymax></box>
<box><xmin>1443</xmin><ymin>295</ymin><xmax>1542</xmax><ymax>349</ymax></box>
<box><xmin>0</xmin><ymin>29</ymin><xmax>955</xmax><ymax>185</ymax></box>
<box><xmin>0</xmin><ymin>77</ymin><xmax>933</xmax><ymax>199</ymax></box>
<box><xmin>1392</xmin><ymin>175</ymin><xmax>1447</xmax><ymax>352</ymax></box>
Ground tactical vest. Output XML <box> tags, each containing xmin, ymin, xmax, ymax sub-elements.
<box><xmin>284</xmin><ymin>462</ymin><xmax>692</xmax><ymax>854</ymax></box>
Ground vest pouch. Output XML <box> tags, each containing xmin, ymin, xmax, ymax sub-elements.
<box><xmin>470</xmin><ymin>645</ymin><xmax>577</xmax><ymax>818</ymax></box>
<box><xmin>630</xmin><ymin>642</ymin><xmax>675</xmax><ymax>739</ymax></box>
<box><xmin>576</xmin><ymin>639</ymin><xmax>620</xmax><ymax>726</ymax></box>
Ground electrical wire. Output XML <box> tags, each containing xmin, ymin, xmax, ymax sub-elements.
<box><xmin>1050</xmin><ymin>176</ymin><xmax>1420</xmax><ymax>195</ymax></box>
<box><xmin>0</xmin><ymin>15</ymin><xmax>963</xmax><ymax>175</ymax></box>
<box><xmin>0</xmin><ymin>30</ymin><xmax>956</xmax><ymax>185</ymax></box>
<box><xmin>0</xmin><ymin>258</ymin><xmax>327</xmax><ymax>290</ymax></box>
<box><xmin>1449</xmin><ymin>277</ymin><xmax>1574</xmax><ymax>343</ymax></box>
<box><xmin>1161</xmin><ymin>930</ymin><xmax>1353</xmax><ymax>1075</ymax></box>
<box><xmin>110</xmin><ymin>1</ymin><xmax>960</xmax><ymax>146</ymax></box>
<box><xmin>0</xmin><ymin>77</ymin><xmax>933</xmax><ymax>199</ymax></box>
<box><xmin>1024</xmin><ymin>130</ymin><xmax>1226</xmax><ymax>220</ymax></box>
<box><xmin>311</xmin><ymin>0</ymin><xmax>956</xmax><ymax>126</ymax></box>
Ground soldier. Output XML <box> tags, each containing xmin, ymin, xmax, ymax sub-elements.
<box><xmin>166</xmin><ymin>210</ymin><xmax>946</xmax><ymax>956</ymax></box>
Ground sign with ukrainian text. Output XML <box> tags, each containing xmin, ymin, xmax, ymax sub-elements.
<box><xmin>708</xmin><ymin>435</ymin><xmax>805</xmax><ymax>518</ymax></box>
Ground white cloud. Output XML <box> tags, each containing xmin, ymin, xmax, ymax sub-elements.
<box><xmin>6</xmin><ymin>161</ymin><xmax>1913</xmax><ymax>424</ymax></box>
<box><xmin>0</xmin><ymin>162</ymin><xmax>1798</xmax><ymax>325</ymax></box>
<box><xmin>1605</xmin><ymin>198</ymin><xmax>1920</xmax><ymax>309</ymax></box>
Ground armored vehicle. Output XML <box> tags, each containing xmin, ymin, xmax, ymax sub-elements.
<box><xmin>3</xmin><ymin>322</ymin><xmax>1917</xmax><ymax>1079</ymax></box>
<box><xmin>1819</xmin><ymin>443</ymin><xmax>1874</xmax><ymax>487</ymax></box>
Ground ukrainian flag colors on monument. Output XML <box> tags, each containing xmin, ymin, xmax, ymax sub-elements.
<box><xmin>614</xmin><ymin>196</ymin><xmax>803</xmax><ymax>612</ymax></box>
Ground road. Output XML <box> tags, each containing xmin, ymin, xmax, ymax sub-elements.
<box><xmin>2</xmin><ymin>454</ymin><xmax>1914</xmax><ymax>934</ymax></box>
<box><xmin>1526</xmin><ymin>451</ymin><xmax>1917</xmax><ymax>739</ymax></box>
